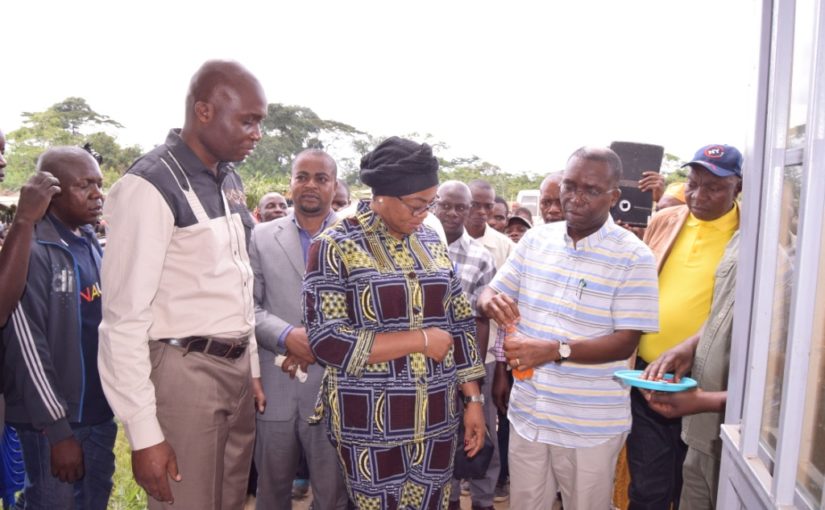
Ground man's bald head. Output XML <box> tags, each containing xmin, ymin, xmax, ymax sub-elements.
<box><xmin>181</xmin><ymin>60</ymin><xmax>267</xmax><ymax>170</ymax></box>
<box><xmin>185</xmin><ymin>60</ymin><xmax>264</xmax><ymax>120</ymax></box>
<box><xmin>539</xmin><ymin>171</ymin><xmax>564</xmax><ymax>223</ymax></box>
<box><xmin>257</xmin><ymin>192</ymin><xmax>288</xmax><ymax>222</ymax></box>
<box><xmin>567</xmin><ymin>146</ymin><xmax>623</xmax><ymax>187</ymax></box>
<box><xmin>468</xmin><ymin>179</ymin><xmax>495</xmax><ymax>196</ymax></box>
<box><xmin>465</xmin><ymin>179</ymin><xmax>496</xmax><ymax>236</ymax></box>
<box><xmin>438</xmin><ymin>180</ymin><xmax>472</xmax><ymax>201</ymax></box>
<box><xmin>293</xmin><ymin>149</ymin><xmax>338</xmax><ymax>179</ymax></box>
<box><xmin>435</xmin><ymin>180</ymin><xmax>473</xmax><ymax>243</ymax></box>
<box><xmin>258</xmin><ymin>192</ymin><xmax>285</xmax><ymax>211</ymax></box>
<box><xmin>37</xmin><ymin>146</ymin><xmax>104</xmax><ymax>230</ymax></box>
<box><xmin>540</xmin><ymin>171</ymin><xmax>563</xmax><ymax>193</ymax></box>
<box><xmin>36</xmin><ymin>146</ymin><xmax>99</xmax><ymax>184</ymax></box>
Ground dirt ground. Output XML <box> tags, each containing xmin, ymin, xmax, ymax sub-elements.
<box><xmin>244</xmin><ymin>491</ymin><xmax>512</xmax><ymax>509</ymax></box>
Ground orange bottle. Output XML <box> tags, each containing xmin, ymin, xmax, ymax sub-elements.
<box><xmin>505</xmin><ymin>324</ymin><xmax>534</xmax><ymax>381</ymax></box>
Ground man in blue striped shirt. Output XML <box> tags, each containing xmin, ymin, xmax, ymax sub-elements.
<box><xmin>479</xmin><ymin>146</ymin><xmax>659</xmax><ymax>509</ymax></box>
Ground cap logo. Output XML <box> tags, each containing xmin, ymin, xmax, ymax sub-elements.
<box><xmin>704</xmin><ymin>146</ymin><xmax>725</xmax><ymax>159</ymax></box>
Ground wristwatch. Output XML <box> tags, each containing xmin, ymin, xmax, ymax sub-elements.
<box><xmin>557</xmin><ymin>340</ymin><xmax>571</xmax><ymax>362</ymax></box>
<box><xmin>463</xmin><ymin>394</ymin><xmax>486</xmax><ymax>406</ymax></box>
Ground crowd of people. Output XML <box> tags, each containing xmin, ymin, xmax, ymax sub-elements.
<box><xmin>0</xmin><ymin>59</ymin><xmax>743</xmax><ymax>510</ymax></box>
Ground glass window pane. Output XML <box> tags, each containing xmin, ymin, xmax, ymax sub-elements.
<box><xmin>796</xmin><ymin>214</ymin><xmax>825</xmax><ymax>506</ymax></box>
<box><xmin>759</xmin><ymin>164</ymin><xmax>801</xmax><ymax>461</ymax></box>
<box><xmin>787</xmin><ymin>0</ymin><xmax>814</xmax><ymax>147</ymax></box>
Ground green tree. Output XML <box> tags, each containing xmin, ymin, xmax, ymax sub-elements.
<box><xmin>3</xmin><ymin>98</ymin><xmax>550</xmax><ymax>217</ymax></box>
<box><xmin>2</xmin><ymin>98</ymin><xmax>140</xmax><ymax>190</ymax></box>
<box><xmin>29</xmin><ymin>96</ymin><xmax>123</xmax><ymax>135</ymax></box>
<box><xmin>237</xmin><ymin>103</ymin><xmax>368</xmax><ymax>208</ymax></box>
<box><xmin>84</xmin><ymin>132</ymin><xmax>143</xmax><ymax>189</ymax></box>
<box><xmin>239</xmin><ymin>103</ymin><xmax>364</xmax><ymax>177</ymax></box>
<box><xmin>435</xmin><ymin>146</ymin><xmax>544</xmax><ymax>202</ymax></box>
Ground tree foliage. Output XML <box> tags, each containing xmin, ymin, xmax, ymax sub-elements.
<box><xmin>429</xmin><ymin>140</ymin><xmax>544</xmax><ymax>202</ymax></box>
<box><xmin>236</xmin><ymin>103</ymin><xmax>373</xmax><ymax>208</ymax></box>
<box><xmin>2</xmin><ymin>98</ymin><xmax>139</xmax><ymax>190</ymax></box>
<box><xmin>24</xmin><ymin>96</ymin><xmax>123</xmax><ymax>135</ymax></box>
<box><xmin>2</xmin><ymin>98</ymin><xmax>549</xmax><ymax>212</ymax></box>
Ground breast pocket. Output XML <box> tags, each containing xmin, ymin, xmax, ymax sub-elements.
<box><xmin>568</xmin><ymin>277</ymin><xmax>613</xmax><ymax>333</ymax></box>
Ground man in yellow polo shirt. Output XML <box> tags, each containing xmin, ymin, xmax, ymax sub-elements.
<box><xmin>626</xmin><ymin>144</ymin><xmax>743</xmax><ymax>510</ymax></box>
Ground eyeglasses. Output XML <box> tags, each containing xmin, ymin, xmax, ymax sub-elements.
<box><xmin>560</xmin><ymin>183</ymin><xmax>617</xmax><ymax>200</ymax></box>
<box><xmin>435</xmin><ymin>202</ymin><xmax>469</xmax><ymax>214</ymax></box>
<box><xmin>394</xmin><ymin>196</ymin><xmax>438</xmax><ymax>216</ymax></box>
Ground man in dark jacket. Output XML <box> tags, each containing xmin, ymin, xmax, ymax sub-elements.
<box><xmin>2</xmin><ymin>146</ymin><xmax>114</xmax><ymax>510</ymax></box>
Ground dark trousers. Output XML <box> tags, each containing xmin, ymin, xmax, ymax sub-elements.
<box><xmin>497</xmin><ymin>410</ymin><xmax>509</xmax><ymax>484</ymax></box>
<box><xmin>496</xmin><ymin>369</ymin><xmax>513</xmax><ymax>485</ymax></box>
<box><xmin>627</xmin><ymin>360</ymin><xmax>688</xmax><ymax>510</ymax></box>
<box><xmin>17</xmin><ymin>419</ymin><xmax>116</xmax><ymax>510</ymax></box>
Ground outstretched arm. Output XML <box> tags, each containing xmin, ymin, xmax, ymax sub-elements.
<box><xmin>502</xmin><ymin>329</ymin><xmax>642</xmax><ymax>368</ymax></box>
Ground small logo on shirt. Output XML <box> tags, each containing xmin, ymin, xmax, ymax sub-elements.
<box><xmin>224</xmin><ymin>189</ymin><xmax>248</xmax><ymax>208</ymax></box>
<box><xmin>80</xmin><ymin>282</ymin><xmax>102</xmax><ymax>303</ymax></box>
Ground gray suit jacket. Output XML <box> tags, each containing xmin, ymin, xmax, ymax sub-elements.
<box><xmin>248</xmin><ymin>213</ymin><xmax>325</xmax><ymax>422</ymax></box>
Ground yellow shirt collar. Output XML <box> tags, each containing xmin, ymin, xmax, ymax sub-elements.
<box><xmin>686</xmin><ymin>202</ymin><xmax>740</xmax><ymax>232</ymax></box>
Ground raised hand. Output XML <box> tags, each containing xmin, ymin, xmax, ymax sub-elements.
<box><xmin>16</xmin><ymin>172</ymin><xmax>61</xmax><ymax>225</ymax></box>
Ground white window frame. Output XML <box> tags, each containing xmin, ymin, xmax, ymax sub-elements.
<box><xmin>720</xmin><ymin>0</ymin><xmax>825</xmax><ymax>507</ymax></box>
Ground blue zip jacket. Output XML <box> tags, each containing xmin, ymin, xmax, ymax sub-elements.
<box><xmin>2</xmin><ymin>214</ymin><xmax>108</xmax><ymax>444</ymax></box>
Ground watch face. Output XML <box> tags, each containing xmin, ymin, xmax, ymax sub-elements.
<box><xmin>559</xmin><ymin>342</ymin><xmax>571</xmax><ymax>359</ymax></box>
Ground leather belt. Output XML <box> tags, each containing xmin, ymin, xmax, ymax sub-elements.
<box><xmin>158</xmin><ymin>336</ymin><xmax>248</xmax><ymax>360</ymax></box>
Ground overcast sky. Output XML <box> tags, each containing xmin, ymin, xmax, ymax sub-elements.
<box><xmin>3</xmin><ymin>0</ymin><xmax>760</xmax><ymax>175</ymax></box>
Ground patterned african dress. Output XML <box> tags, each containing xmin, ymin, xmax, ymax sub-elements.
<box><xmin>303</xmin><ymin>201</ymin><xmax>485</xmax><ymax>510</ymax></box>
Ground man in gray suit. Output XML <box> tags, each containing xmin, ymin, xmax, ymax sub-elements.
<box><xmin>248</xmin><ymin>149</ymin><xmax>348</xmax><ymax>509</ymax></box>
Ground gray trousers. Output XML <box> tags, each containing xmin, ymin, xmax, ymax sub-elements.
<box><xmin>451</xmin><ymin>361</ymin><xmax>501</xmax><ymax>507</ymax></box>
<box><xmin>148</xmin><ymin>342</ymin><xmax>255</xmax><ymax>510</ymax></box>
<box><xmin>254</xmin><ymin>418</ymin><xmax>348</xmax><ymax>510</ymax></box>
<box><xmin>679</xmin><ymin>446</ymin><xmax>720</xmax><ymax>510</ymax></box>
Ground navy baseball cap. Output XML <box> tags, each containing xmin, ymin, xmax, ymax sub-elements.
<box><xmin>681</xmin><ymin>144</ymin><xmax>743</xmax><ymax>178</ymax></box>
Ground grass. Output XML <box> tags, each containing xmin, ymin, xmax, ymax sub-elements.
<box><xmin>108</xmin><ymin>422</ymin><xmax>146</xmax><ymax>510</ymax></box>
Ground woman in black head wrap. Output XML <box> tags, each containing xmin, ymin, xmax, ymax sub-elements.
<box><xmin>303</xmin><ymin>137</ymin><xmax>486</xmax><ymax>509</ymax></box>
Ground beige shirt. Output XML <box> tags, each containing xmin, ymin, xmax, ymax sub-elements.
<box><xmin>98</xmin><ymin>171</ymin><xmax>260</xmax><ymax>450</ymax></box>
<box><xmin>479</xmin><ymin>225</ymin><xmax>515</xmax><ymax>269</ymax></box>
